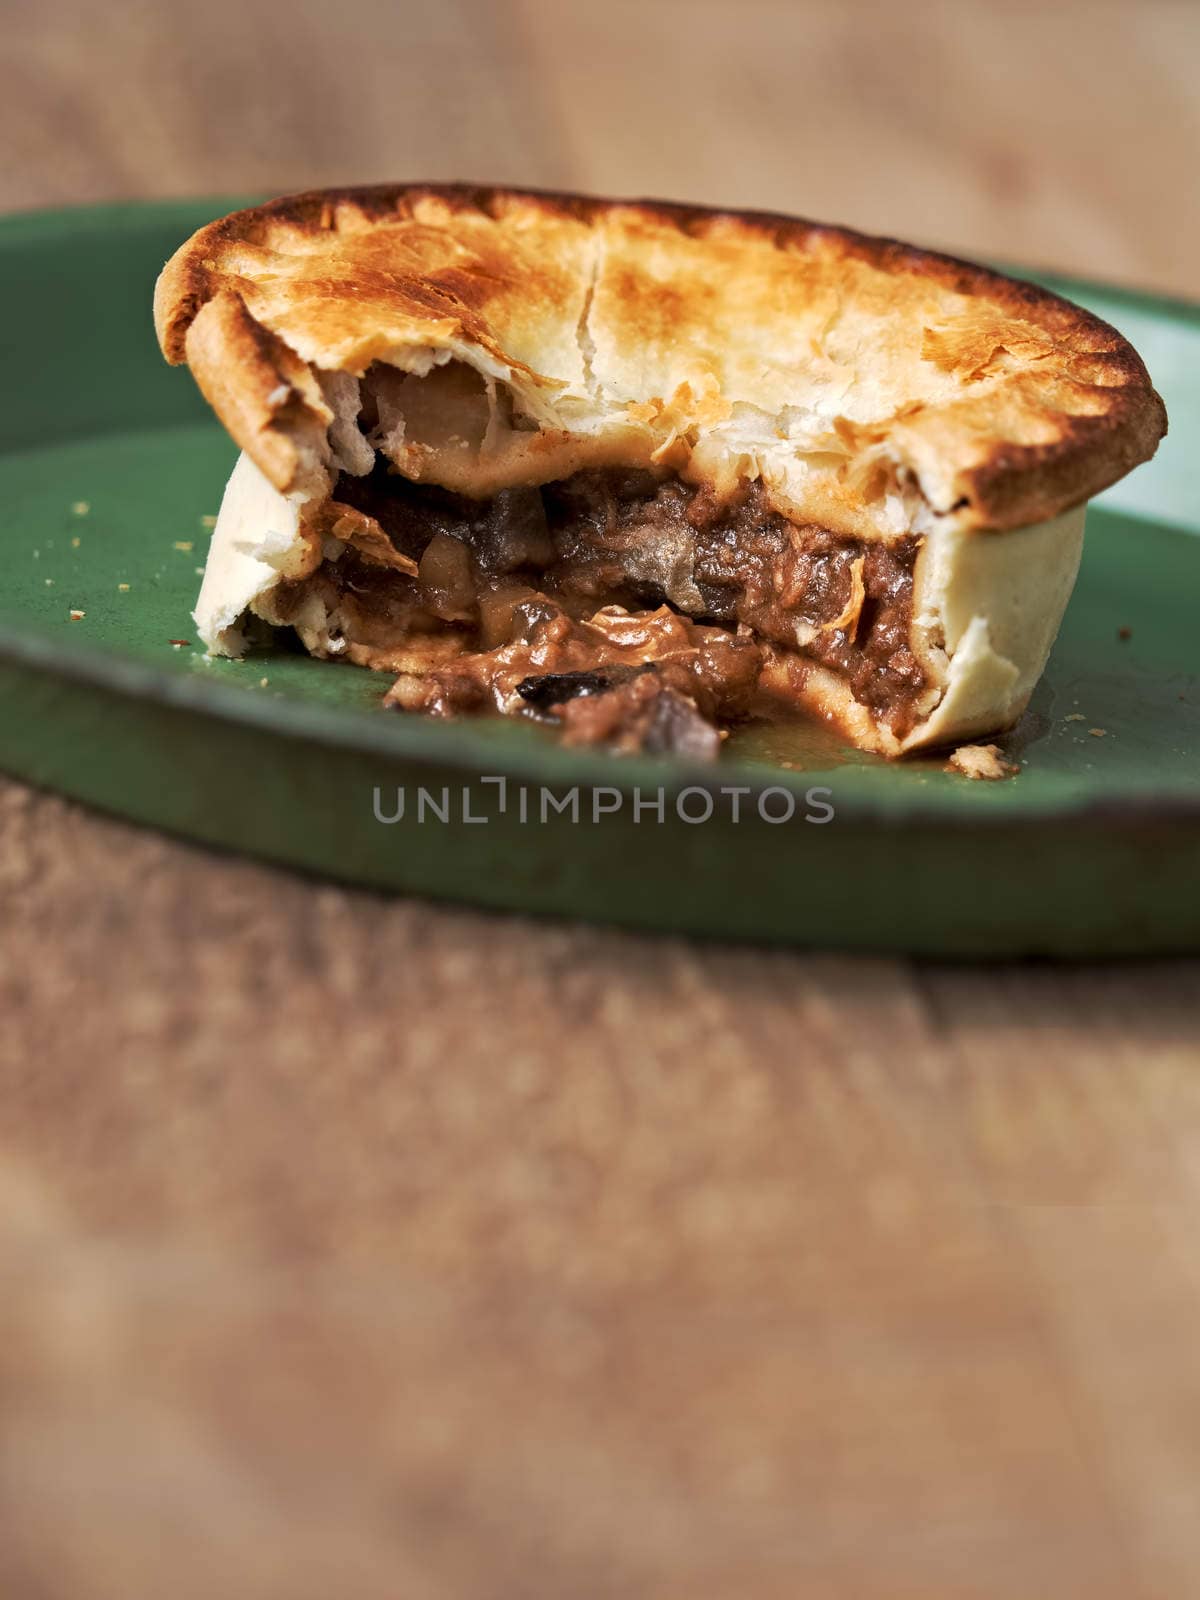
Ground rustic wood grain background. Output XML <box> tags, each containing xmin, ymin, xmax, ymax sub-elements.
<box><xmin>1</xmin><ymin>2</ymin><xmax>1199</xmax><ymax>1596</ymax></box>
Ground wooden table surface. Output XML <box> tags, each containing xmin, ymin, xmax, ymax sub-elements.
<box><xmin>2</xmin><ymin>3</ymin><xmax>1199</xmax><ymax>1595</ymax></box>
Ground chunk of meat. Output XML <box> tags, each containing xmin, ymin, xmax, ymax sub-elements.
<box><xmin>556</xmin><ymin>672</ymin><xmax>723</xmax><ymax>760</ymax></box>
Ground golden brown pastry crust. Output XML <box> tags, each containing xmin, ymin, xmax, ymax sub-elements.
<box><xmin>155</xmin><ymin>184</ymin><xmax>1165</xmax><ymax>534</ymax></box>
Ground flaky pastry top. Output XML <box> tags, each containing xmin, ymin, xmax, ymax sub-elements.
<box><xmin>155</xmin><ymin>185</ymin><xmax>1166</xmax><ymax>539</ymax></box>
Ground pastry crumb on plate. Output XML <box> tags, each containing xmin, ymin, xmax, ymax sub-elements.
<box><xmin>946</xmin><ymin>743</ymin><xmax>1019</xmax><ymax>780</ymax></box>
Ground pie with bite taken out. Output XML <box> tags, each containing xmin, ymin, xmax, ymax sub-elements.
<box><xmin>154</xmin><ymin>185</ymin><xmax>1167</xmax><ymax>760</ymax></box>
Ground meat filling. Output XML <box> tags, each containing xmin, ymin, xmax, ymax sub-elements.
<box><xmin>271</xmin><ymin>464</ymin><xmax>928</xmax><ymax>756</ymax></box>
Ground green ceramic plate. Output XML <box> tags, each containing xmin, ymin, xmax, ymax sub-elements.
<box><xmin>0</xmin><ymin>200</ymin><xmax>1197</xmax><ymax>955</ymax></box>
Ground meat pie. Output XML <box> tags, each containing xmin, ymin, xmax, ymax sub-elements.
<box><xmin>154</xmin><ymin>186</ymin><xmax>1166</xmax><ymax>758</ymax></box>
